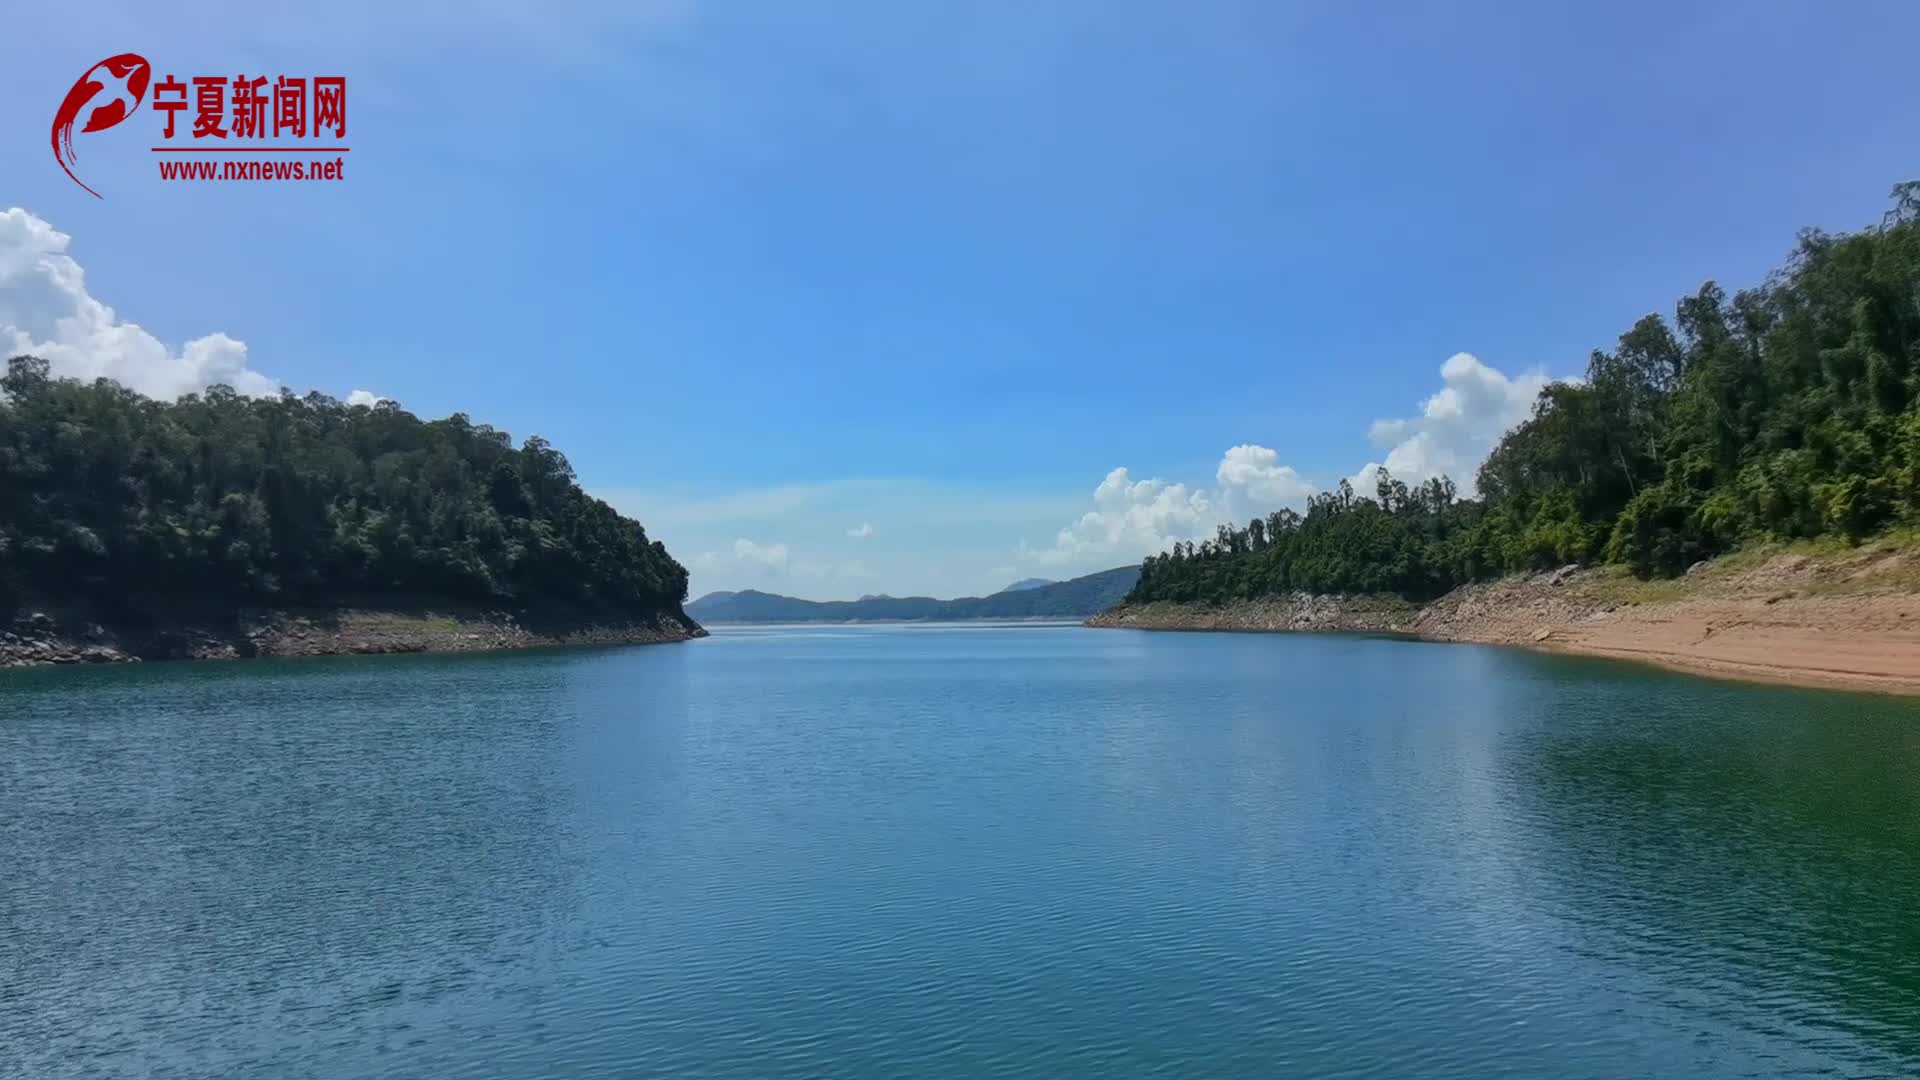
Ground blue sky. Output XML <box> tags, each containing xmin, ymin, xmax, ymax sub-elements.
<box><xmin>3</xmin><ymin>1</ymin><xmax>1917</xmax><ymax>599</ymax></box>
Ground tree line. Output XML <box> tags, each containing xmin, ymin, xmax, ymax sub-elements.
<box><xmin>0</xmin><ymin>359</ymin><xmax>689</xmax><ymax>623</ymax></box>
<box><xmin>1129</xmin><ymin>182</ymin><xmax>1920</xmax><ymax>606</ymax></box>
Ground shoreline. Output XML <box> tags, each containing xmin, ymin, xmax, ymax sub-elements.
<box><xmin>1088</xmin><ymin>547</ymin><xmax>1920</xmax><ymax>696</ymax></box>
<box><xmin>0</xmin><ymin>607</ymin><xmax>707</xmax><ymax>669</ymax></box>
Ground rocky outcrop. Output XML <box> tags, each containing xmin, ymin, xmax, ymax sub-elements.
<box><xmin>1085</xmin><ymin>593</ymin><xmax>1419</xmax><ymax>634</ymax></box>
<box><xmin>1404</xmin><ymin>565</ymin><xmax>1613</xmax><ymax>644</ymax></box>
<box><xmin>1</xmin><ymin>607</ymin><xmax>706</xmax><ymax>669</ymax></box>
<box><xmin>0</xmin><ymin>612</ymin><xmax>138</xmax><ymax>666</ymax></box>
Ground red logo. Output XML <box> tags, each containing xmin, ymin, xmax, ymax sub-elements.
<box><xmin>53</xmin><ymin>57</ymin><xmax>349</xmax><ymax>195</ymax></box>
<box><xmin>51</xmin><ymin>54</ymin><xmax>152</xmax><ymax>198</ymax></box>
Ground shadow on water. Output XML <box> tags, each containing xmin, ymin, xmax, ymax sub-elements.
<box><xmin>1493</xmin><ymin>656</ymin><xmax>1920</xmax><ymax>1064</ymax></box>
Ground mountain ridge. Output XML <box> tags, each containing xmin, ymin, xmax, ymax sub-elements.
<box><xmin>688</xmin><ymin>566</ymin><xmax>1137</xmax><ymax>623</ymax></box>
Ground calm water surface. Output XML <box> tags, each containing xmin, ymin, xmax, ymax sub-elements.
<box><xmin>4</xmin><ymin>625</ymin><xmax>1919</xmax><ymax>1078</ymax></box>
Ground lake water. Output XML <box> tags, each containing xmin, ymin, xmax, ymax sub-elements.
<box><xmin>4</xmin><ymin>625</ymin><xmax>1919</xmax><ymax>1078</ymax></box>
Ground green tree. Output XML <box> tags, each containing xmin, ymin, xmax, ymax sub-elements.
<box><xmin>1125</xmin><ymin>183</ymin><xmax>1920</xmax><ymax>604</ymax></box>
<box><xmin>0</xmin><ymin>359</ymin><xmax>691</xmax><ymax>623</ymax></box>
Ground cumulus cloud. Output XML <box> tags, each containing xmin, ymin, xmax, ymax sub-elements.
<box><xmin>346</xmin><ymin>389</ymin><xmax>388</xmax><ymax>407</ymax></box>
<box><xmin>0</xmin><ymin>207</ymin><xmax>282</xmax><ymax>399</ymax></box>
<box><xmin>1023</xmin><ymin>467</ymin><xmax>1218</xmax><ymax>567</ymax></box>
<box><xmin>1027</xmin><ymin>354</ymin><xmax>1561</xmax><ymax>570</ymax></box>
<box><xmin>1345</xmin><ymin>352</ymin><xmax>1552</xmax><ymax>495</ymax></box>
<box><xmin>847</xmin><ymin>522</ymin><xmax>874</xmax><ymax>539</ymax></box>
<box><xmin>1215</xmin><ymin>444</ymin><xmax>1317</xmax><ymax>516</ymax></box>
<box><xmin>1026</xmin><ymin>445</ymin><xmax>1326</xmax><ymax>567</ymax></box>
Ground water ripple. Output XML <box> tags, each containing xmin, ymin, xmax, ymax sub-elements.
<box><xmin>3</xmin><ymin>631</ymin><xmax>1918</xmax><ymax>1077</ymax></box>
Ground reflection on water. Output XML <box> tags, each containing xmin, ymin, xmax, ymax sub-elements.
<box><xmin>2</xmin><ymin>630</ymin><xmax>1918</xmax><ymax>1078</ymax></box>
<box><xmin>1498</xmin><ymin>663</ymin><xmax>1920</xmax><ymax>1067</ymax></box>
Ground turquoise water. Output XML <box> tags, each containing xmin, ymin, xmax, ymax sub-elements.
<box><xmin>4</xmin><ymin>625</ymin><xmax>1919</xmax><ymax>1078</ymax></box>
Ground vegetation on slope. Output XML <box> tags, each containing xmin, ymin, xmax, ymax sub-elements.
<box><xmin>0</xmin><ymin>358</ymin><xmax>690</xmax><ymax>624</ymax></box>
<box><xmin>1128</xmin><ymin>182</ymin><xmax>1920</xmax><ymax>607</ymax></box>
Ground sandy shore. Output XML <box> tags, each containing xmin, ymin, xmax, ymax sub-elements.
<box><xmin>1089</xmin><ymin>544</ymin><xmax>1920</xmax><ymax>695</ymax></box>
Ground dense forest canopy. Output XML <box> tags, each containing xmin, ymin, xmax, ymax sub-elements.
<box><xmin>0</xmin><ymin>360</ymin><xmax>690</xmax><ymax>621</ymax></box>
<box><xmin>1129</xmin><ymin>182</ymin><xmax>1920</xmax><ymax>607</ymax></box>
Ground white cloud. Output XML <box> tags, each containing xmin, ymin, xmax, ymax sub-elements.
<box><xmin>0</xmin><ymin>207</ymin><xmax>281</xmax><ymax>400</ymax></box>
<box><xmin>1026</xmin><ymin>354</ymin><xmax>1561</xmax><ymax>571</ymax></box>
<box><xmin>1023</xmin><ymin>466</ymin><xmax>1218</xmax><ymax>567</ymax></box>
<box><xmin>1025</xmin><ymin>445</ymin><xmax>1322</xmax><ymax>567</ymax></box>
<box><xmin>1349</xmin><ymin>352</ymin><xmax>1552</xmax><ymax>494</ymax></box>
<box><xmin>691</xmin><ymin>537</ymin><xmax>862</xmax><ymax>588</ymax></box>
<box><xmin>346</xmin><ymin>389</ymin><xmax>388</xmax><ymax>407</ymax></box>
<box><xmin>730</xmin><ymin>538</ymin><xmax>790</xmax><ymax>569</ymax></box>
<box><xmin>847</xmin><ymin>522</ymin><xmax>874</xmax><ymax>539</ymax></box>
<box><xmin>1215</xmin><ymin>443</ymin><xmax>1317</xmax><ymax>517</ymax></box>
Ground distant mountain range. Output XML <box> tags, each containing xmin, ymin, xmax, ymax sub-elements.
<box><xmin>688</xmin><ymin>566</ymin><xmax>1138</xmax><ymax>623</ymax></box>
<box><xmin>995</xmin><ymin>577</ymin><xmax>1054</xmax><ymax>593</ymax></box>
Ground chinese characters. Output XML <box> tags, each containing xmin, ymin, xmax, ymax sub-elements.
<box><xmin>152</xmin><ymin>74</ymin><xmax>346</xmax><ymax>140</ymax></box>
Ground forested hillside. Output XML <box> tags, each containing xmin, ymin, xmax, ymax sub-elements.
<box><xmin>1128</xmin><ymin>183</ymin><xmax>1920</xmax><ymax>607</ymax></box>
<box><xmin>0</xmin><ymin>358</ymin><xmax>691</xmax><ymax>623</ymax></box>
